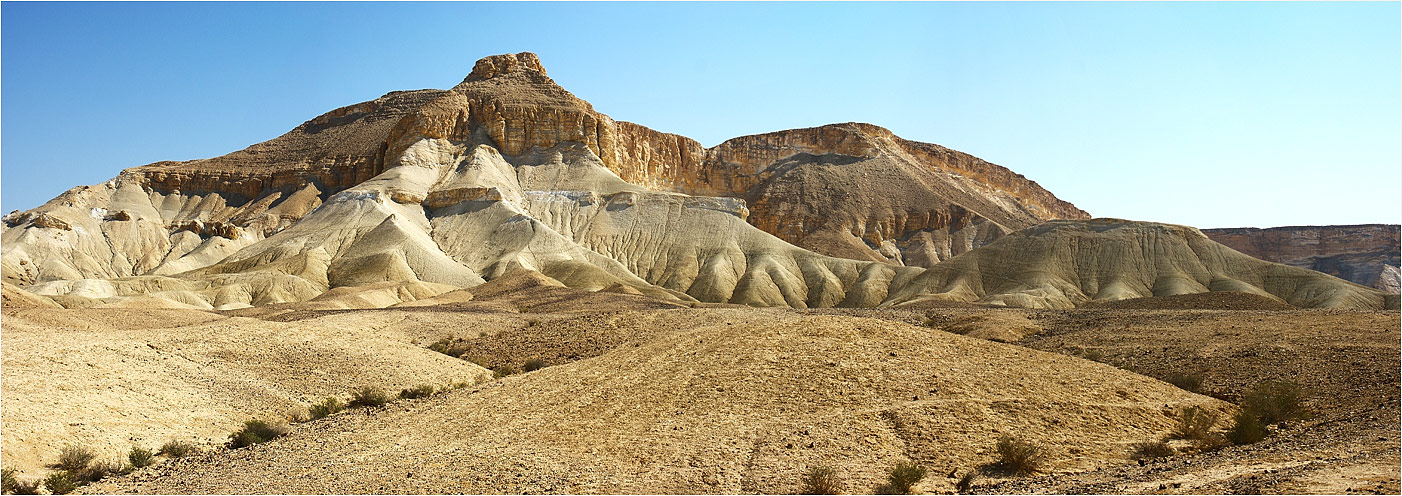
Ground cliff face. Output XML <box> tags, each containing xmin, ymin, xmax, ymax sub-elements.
<box><xmin>52</xmin><ymin>53</ymin><xmax>1087</xmax><ymax>269</ymax></box>
<box><xmin>4</xmin><ymin>52</ymin><xmax>1090</xmax><ymax>288</ymax></box>
<box><xmin>1203</xmin><ymin>225</ymin><xmax>1401</xmax><ymax>292</ymax></box>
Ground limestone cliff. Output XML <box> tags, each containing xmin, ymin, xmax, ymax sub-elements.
<box><xmin>4</xmin><ymin>52</ymin><xmax>1382</xmax><ymax>311</ymax></box>
<box><xmin>1203</xmin><ymin>225</ymin><xmax>1400</xmax><ymax>292</ymax></box>
<box><xmin>87</xmin><ymin>53</ymin><xmax>1086</xmax><ymax>271</ymax></box>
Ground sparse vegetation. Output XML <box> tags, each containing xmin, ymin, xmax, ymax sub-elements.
<box><xmin>158</xmin><ymin>440</ymin><xmax>197</xmax><ymax>458</ymax></box>
<box><xmin>1171</xmin><ymin>406</ymin><xmax>1220</xmax><ymax>440</ymax></box>
<box><xmin>877</xmin><ymin>461</ymin><xmax>927</xmax><ymax>494</ymax></box>
<box><xmin>428</xmin><ymin>337</ymin><xmax>469</xmax><ymax>358</ymax></box>
<box><xmin>798</xmin><ymin>466</ymin><xmax>842</xmax><ymax>494</ymax></box>
<box><xmin>523</xmin><ymin>358</ymin><xmax>547</xmax><ymax>372</ymax></box>
<box><xmin>349</xmin><ymin>386</ymin><xmax>391</xmax><ymax>408</ymax></box>
<box><xmin>1165</xmin><ymin>373</ymin><xmax>1203</xmax><ymax>392</ymax></box>
<box><xmin>56</xmin><ymin>445</ymin><xmax>96</xmax><ymax>472</ymax></box>
<box><xmin>399</xmin><ymin>384</ymin><xmax>435</xmax><ymax>399</ymax></box>
<box><xmin>955</xmin><ymin>471</ymin><xmax>977</xmax><ymax>494</ymax></box>
<box><xmin>493</xmin><ymin>365</ymin><xmax>518</xmax><ymax>379</ymax></box>
<box><xmin>228</xmin><ymin>420</ymin><xmax>289</xmax><ymax>448</ymax></box>
<box><xmin>127</xmin><ymin>446</ymin><xmax>155</xmax><ymax>469</ymax></box>
<box><xmin>3</xmin><ymin>468</ymin><xmax>40</xmax><ymax>495</ymax></box>
<box><xmin>995</xmin><ymin>435</ymin><xmax>1047</xmax><ymax>476</ymax></box>
<box><xmin>1242</xmin><ymin>380</ymin><xmax>1309</xmax><ymax>424</ymax></box>
<box><xmin>41</xmin><ymin>472</ymin><xmax>77</xmax><ymax>495</ymax></box>
<box><xmin>1130</xmin><ymin>440</ymin><xmax>1175</xmax><ymax>459</ymax></box>
<box><xmin>309</xmin><ymin>397</ymin><xmax>345</xmax><ymax>420</ymax></box>
<box><xmin>77</xmin><ymin>459</ymin><xmax>128</xmax><ymax>482</ymax></box>
<box><xmin>1226</xmin><ymin>411</ymin><xmax>1268</xmax><ymax>445</ymax></box>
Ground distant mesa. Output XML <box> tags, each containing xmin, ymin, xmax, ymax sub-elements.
<box><xmin>2</xmin><ymin>52</ymin><xmax>1392</xmax><ymax>310</ymax></box>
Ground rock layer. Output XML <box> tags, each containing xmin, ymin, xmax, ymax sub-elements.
<box><xmin>1203</xmin><ymin>225</ymin><xmax>1400</xmax><ymax>292</ymax></box>
<box><xmin>1</xmin><ymin>52</ymin><xmax>1387</xmax><ymax>310</ymax></box>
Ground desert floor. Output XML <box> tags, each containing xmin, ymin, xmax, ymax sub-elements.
<box><xmin>1</xmin><ymin>288</ymin><xmax>1395</xmax><ymax>494</ymax></box>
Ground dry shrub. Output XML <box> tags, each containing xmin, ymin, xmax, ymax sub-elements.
<box><xmin>1130</xmin><ymin>440</ymin><xmax>1175</xmax><ymax>459</ymax></box>
<box><xmin>1171</xmin><ymin>406</ymin><xmax>1219</xmax><ymax>440</ymax></box>
<box><xmin>875</xmin><ymin>461</ymin><xmax>927</xmax><ymax>494</ymax></box>
<box><xmin>1227</xmin><ymin>412</ymin><xmax>1268</xmax><ymax>445</ymax></box>
<box><xmin>158</xmin><ymin>440</ymin><xmax>197</xmax><ymax>458</ymax></box>
<box><xmin>127</xmin><ymin>446</ymin><xmax>155</xmax><ymax>468</ymax></box>
<box><xmin>955</xmin><ymin>471</ymin><xmax>977</xmax><ymax>494</ymax></box>
<box><xmin>399</xmin><ymin>385</ymin><xmax>435</xmax><ymax>399</ymax></box>
<box><xmin>309</xmin><ymin>397</ymin><xmax>345</xmax><ymax>420</ymax></box>
<box><xmin>428</xmin><ymin>338</ymin><xmax>468</xmax><ymax>358</ymax></box>
<box><xmin>349</xmin><ymin>386</ymin><xmax>391</xmax><ymax>408</ymax></box>
<box><xmin>228</xmin><ymin>420</ymin><xmax>289</xmax><ymax>448</ymax></box>
<box><xmin>1242</xmin><ymin>380</ymin><xmax>1309</xmax><ymax>424</ymax></box>
<box><xmin>3</xmin><ymin>468</ymin><xmax>41</xmax><ymax>495</ymax></box>
<box><xmin>56</xmin><ymin>445</ymin><xmax>95</xmax><ymax>472</ymax></box>
<box><xmin>995</xmin><ymin>435</ymin><xmax>1046</xmax><ymax>476</ymax></box>
<box><xmin>493</xmin><ymin>365</ymin><xmax>518</xmax><ymax>379</ymax></box>
<box><xmin>798</xmin><ymin>466</ymin><xmax>842</xmax><ymax>494</ymax></box>
<box><xmin>41</xmin><ymin>472</ymin><xmax>77</xmax><ymax>495</ymax></box>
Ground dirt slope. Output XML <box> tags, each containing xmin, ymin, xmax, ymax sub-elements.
<box><xmin>0</xmin><ymin>308</ymin><xmax>487</xmax><ymax>477</ymax></box>
<box><xmin>88</xmin><ymin>310</ymin><xmax>1224</xmax><ymax>494</ymax></box>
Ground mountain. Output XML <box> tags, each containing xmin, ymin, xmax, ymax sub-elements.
<box><xmin>1</xmin><ymin>53</ymin><xmax>1389</xmax><ymax>310</ymax></box>
<box><xmin>1202</xmin><ymin>224</ymin><xmax>1400</xmax><ymax>293</ymax></box>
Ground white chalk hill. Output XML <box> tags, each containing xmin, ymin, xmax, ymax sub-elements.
<box><xmin>2</xmin><ymin>56</ymin><xmax>1390</xmax><ymax>310</ymax></box>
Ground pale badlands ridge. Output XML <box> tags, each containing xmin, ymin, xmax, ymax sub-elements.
<box><xmin>0</xmin><ymin>53</ymin><xmax>1391</xmax><ymax>313</ymax></box>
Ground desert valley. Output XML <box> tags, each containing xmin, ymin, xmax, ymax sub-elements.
<box><xmin>1</xmin><ymin>53</ymin><xmax>1397</xmax><ymax>495</ymax></box>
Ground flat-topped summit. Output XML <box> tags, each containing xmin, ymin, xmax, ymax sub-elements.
<box><xmin>464</xmin><ymin>52</ymin><xmax>548</xmax><ymax>82</ymax></box>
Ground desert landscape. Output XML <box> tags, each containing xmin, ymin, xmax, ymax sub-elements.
<box><xmin>1</xmin><ymin>51</ymin><xmax>1397</xmax><ymax>495</ymax></box>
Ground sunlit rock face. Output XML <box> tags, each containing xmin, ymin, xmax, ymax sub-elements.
<box><xmin>5</xmin><ymin>52</ymin><xmax>1387</xmax><ymax>311</ymax></box>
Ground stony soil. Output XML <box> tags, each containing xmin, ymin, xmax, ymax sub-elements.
<box><xmin>2</xmin><ymin>297</ymin><xmax>1394</xmax><ymax>495</ymax></box>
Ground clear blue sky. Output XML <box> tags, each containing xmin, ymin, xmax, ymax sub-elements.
<box><xmin>3</xmin><ymin>2</ymin><xmax>1398</xmax><ymax>228</ymax></box>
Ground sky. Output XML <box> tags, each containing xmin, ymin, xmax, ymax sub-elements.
<box><xmin>2</xmin><ymin>2</ymin><xmax>1398</xmax><ymax>228</ymax></box>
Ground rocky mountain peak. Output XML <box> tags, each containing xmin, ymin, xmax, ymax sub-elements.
<box><xmin>464</xmin><ymin>52</ymin><xmax>547</xmax><ymax>82</ymax></box>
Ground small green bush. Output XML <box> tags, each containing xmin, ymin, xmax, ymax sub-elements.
<box><xmin>1130</xmin><ymin>440</ymin><xmax>1175</xmax><ymax>459</ymax></box>
<box><xmin>349</xmin><ymin>386</ymin><xmax>391</xmax><ymax>408</ymax></box>
<box><xmin>493</xmin><ymin>366</ymin><xmax>518</xmax><ymax>379</ymax></box>
<box><xmin>523</xmin><ymin>359</ymin><xmax>547</xmax><ymax>372</ymax></box>
<box><xmin>41</xmin><ymin>472</ymin><xmax>77</xmax><ymax>495</ymax></box>
<box><xmin>158</xmin><ymin>440</ymin><xmax>197</xmax><ymax>458</ymax></box>
<box><xmin>127</xmin><ymin>446</ymin><xmax>155</xmax><ymax>469</ymax></box>
<box><xmin>880</xmin><ymin>461</ymin><xmax>927</xmax><ymax>494</ymax></box>
<box><xmin>995</xmin><ymin>435</ymin><xmax>1046</xmax><ymax>476</ymax></box>
<box><xmin>56</xmin><ymin>445</ymin><xmax>95</xmax><ymax>472</ymax></box>
<box><xmin>1172</xmin><ymin>406</ymin><xmax>1220</xmax><ymax>440</ymax></box>
<box><xmin>228</xmin><ymin>420</ymin><xmax>289</xmax><ymax>449</ymax></box>
<box><xmin>1242</xmin><ymin>380</ymin><xmax>1309</xmax><ymax>424</ymax></box>
<box><xmin>1166</xmin><ymin>373</ymin><xmax>1203</xmax><ymax>393</ymax></box>
<box><xmin>798</xmin><ymin>466</ymin><xmax>842</xmax><ymax>494</ymax></box>
<box><xmin>308</xmin><ymin>397</ymin><xmax>345</xmax><ymax>420</ymax></box>
<box><xmin>399</xmin><ymin>385</ymin><xmax>435</xmax><ymax>399</ymax></box>
<box><xmin>1226</xmin><ymin>411</ymin><xmax>1268</xmax><ymax>445</ymax></box>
